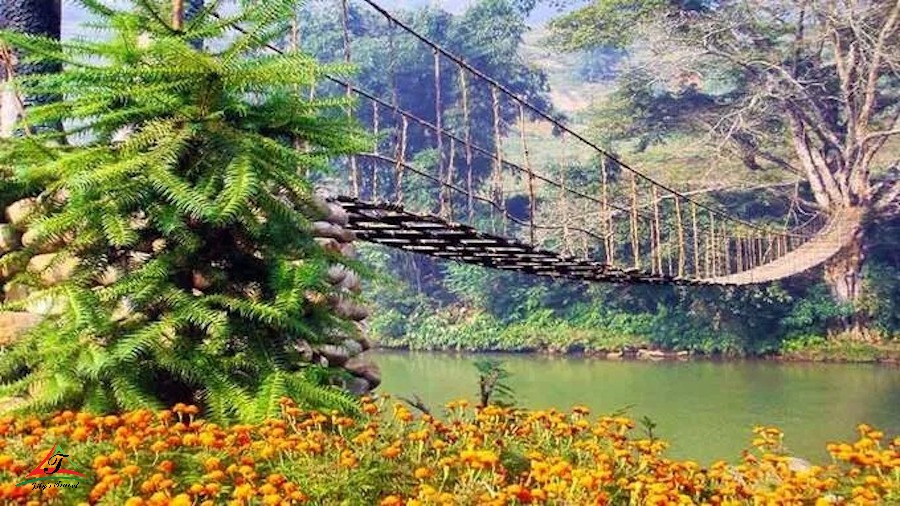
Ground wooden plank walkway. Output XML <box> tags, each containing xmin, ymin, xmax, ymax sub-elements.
<box><xmin>332</xmin><ymin>198</ymin><xmax>862</xmax><ymax>286</ymax></box>
<box><xmin>332</xmin><ymin>197</ymin><xmax>699</xmax><ymax>286</ymax></box>
<box><xmin>706</xmin><ymin>207</ymin><xmax>863</xmax><ymax>285</ymax></box>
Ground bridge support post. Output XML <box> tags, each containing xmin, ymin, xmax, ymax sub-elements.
<box><xmin>309</xmin><ymin>193</ymin><xmax>379</xmax><ymax>395</ymax></box>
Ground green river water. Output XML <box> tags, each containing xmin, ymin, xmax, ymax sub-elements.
<box><xmin>370</xmin><ymin>350</ymin><xmax>900</xmax><ymax>464</ymax></box>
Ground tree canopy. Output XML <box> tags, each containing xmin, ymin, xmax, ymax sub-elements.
<box><xmin>550</xmin><ymin>0</ymin><xmax>900</xmax><ymax>307</ymax></box>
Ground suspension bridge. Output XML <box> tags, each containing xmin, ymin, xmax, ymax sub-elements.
<box><xmin>275</xmin><ymin>0</ymin><xmax>861</xmax><ymax>286</ymax></box>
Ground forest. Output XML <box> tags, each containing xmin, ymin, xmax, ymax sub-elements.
<box><xmin>324</xmin><ymin>0</ymin><xmax>900</xmax><ymax>360</ymax></box>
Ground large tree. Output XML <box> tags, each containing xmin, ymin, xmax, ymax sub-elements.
<box><xmin>0</xmin><ymin>0</ymin><xmax>364</xmax><ymax>420</ymax></box>
<box><xmin>550</xmin><ymin>0</ymin><xmax>900</xmax><ymax>309</ymax></box>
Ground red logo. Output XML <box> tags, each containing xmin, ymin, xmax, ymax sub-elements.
<box><xmin>16</xmin><ymin>443</ymin><xmax>88</xmax><ymax>488</ymax></box>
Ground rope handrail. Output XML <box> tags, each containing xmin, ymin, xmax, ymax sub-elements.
<box><xmin>209</xmin><ymin>4</ymin><xmax>853</xmax><ymax>283</ymax></box>
<box><xmin>354</xmin><ymin>0</ymin><xmax>814</xmax><ymax>240</ymax></box>
<box><xmin>215</xmin><ymin>7</ymin><xmax>815</xmax><ymax>241</ymax></box>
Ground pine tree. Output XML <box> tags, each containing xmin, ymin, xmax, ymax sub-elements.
<box><xmin>0</xmin><ymin>0</ymin><xmax>368</xmax><ymax>422</ymax></box>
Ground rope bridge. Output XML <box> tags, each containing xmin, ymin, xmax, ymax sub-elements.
<box><xmin>268</xmin><ymin>0</ymin><xmax>860</xmax><ymax>285</ymax></box>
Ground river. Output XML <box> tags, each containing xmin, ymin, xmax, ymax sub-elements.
<box><xmin>371</xmin><ymin>350</ymin><xmax>900</xmax><ymax>464</ymax></box>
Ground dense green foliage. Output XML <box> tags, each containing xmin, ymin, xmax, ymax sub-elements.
<box><xmin>0</xmin><ymin>0</ymin><xmax>367</xmax><ymax>421</ymax></box>
<box><xmin>365</xmin><ymin>213</ymin><xmax>900</xmax><ymax>356</ymax></box>
<box><xmin>353</xmin><ymin>0</ymin><xmax>900</xmax><ymax>356</ymax></box>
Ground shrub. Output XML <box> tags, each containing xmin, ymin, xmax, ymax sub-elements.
<box><xmin>0</xmin><ymin>0</ymin><xmax>366</xmax><ymax>421</ymax></box>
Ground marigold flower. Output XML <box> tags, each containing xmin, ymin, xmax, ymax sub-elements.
<box><xmin>170</xmin><ymin>494</ymin><xmax>192</xmax><ymax>506</ymax></box>
<box><xmin>413</xmin><ymin>467</ymin><xmax>434</xmax><ymax>480</ymax></box>
<box><xmin>380</xmin><ymin>495</ymin><xmax>403</xmax><ymax>506</ymax></box>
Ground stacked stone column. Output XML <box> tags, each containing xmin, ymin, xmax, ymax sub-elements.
<box><xmin>307</xmin><ymin>194</ymin><xmax>380</xmax><ymax>395</ymax></box>
<box><xmin>1</xmin><ymin>196</ymin><xmax>47</xmax><ymax>344</ymax></box>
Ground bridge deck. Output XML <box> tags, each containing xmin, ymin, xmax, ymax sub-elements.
<box><xmin>334</xmin><ymin>197</ymin><xmax>700</xmax><ymax>286</ymax></box>
<box><xmin>334</xmin><ymin>198</ymin><xmax>863</xmax><ymax>286</ymax></box>
<box><xmin>706</xmin><ymin>207</ymin><xmax>862</xmax><ymax>285</ymax></box>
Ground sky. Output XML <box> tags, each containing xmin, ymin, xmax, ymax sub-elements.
<box><xmin>60</xmin><ymin>0</ymin><xmax>577</xmax><ymax>39</ymax></box>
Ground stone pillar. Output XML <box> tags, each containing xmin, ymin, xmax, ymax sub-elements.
<box><xmin>307</xmin><ymin>193</ymin><xmax>380</xmax><ymax>395</ymax></box>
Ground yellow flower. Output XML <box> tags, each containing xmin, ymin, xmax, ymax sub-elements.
<box><xmin>413</xmin><ymin>467</ymin><xmax>434</xmax><ymax>480</ymax></box>
<box><xmin>380</xmin><ymin>495</ymin><xmax>403</xmax><ymax>506</ymax></box>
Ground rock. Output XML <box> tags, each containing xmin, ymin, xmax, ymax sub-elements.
<box><xmin>339</xmin><ymin>243</ymin><xmax>356</xmax><ymax>259</ymax></box>
<box><xmin>326</xmin><ymin>264</ymin><xmax>348</xmax><ymax>285</ymax></box>
<box><xmin>341</xmin><ymin>338</ymin><xmax>364</xmax><ymax>357</ymax></box>
<box><xmin>310</xmin><ymin>195</ymin><xmax>331</xmax><ymax>219</ymax></box>
<box><xmin>311</xmin><ymin>221</ymin><xmax>344</xmax><ymax>241</ymax></box>
<box><xmin>192</xmin><ymin>270</ymin><xmax>211</xmax><ymax>290</ymax></box>
<box><xmin>21</xmin><ymin>228</ymin><xmax>50</xmax><ymax>252</ymax></box>
<box><xmin>0</xmin><ymin>311</ymin><xmax>41</xmax><ymax>345</ymax></box>
<box><xmin>304</xmin><ymin>290</ymin><xmax>327</xmax><ymax>306</ymax></box>
<box><xmin>128</xmin><ymin>251</ymin><xmax>151</xmax><ymax>269</ymax></box>
<box><xmin>50</xmin><ymin>189</ymin><xmax>70</xmax><ymax>205</ymax></box>
<box><xmin>22</xmin><ymin>229</ymin><xmax>73</xmax><ymax>254</ymax></box>
<box><xmin>129</xmin><ymin>213</ymin><xmax>149</xmax><ymax>230</ymax></box>
<box><xmin>3</xmin><ymin>282</ymin><xmax>30</xmax><ymax>302</ymax></box>
<box><xmin>335</xmin><ymin>298</ymin><xmax>369</xmax><ymax>321</ymax></box>
<box><xmin>344</xmin><ymin>356</ymin><xmax>381</xmax><ymax>388</ymax></box>
<box><xmin>786</xmin><ymin>457</ymin><xmax>813</xmax><ymax>472</ymax></box>
<box><xmin>336</xmin><ymin>227</ymin><xmax>355</xmax><ymax>243</ymax></box>
<box><xmin>110</xmin><ymin>297</ymin><xmax>134</xmax><ymax>322</ymax></box>
<box><xmin>0</xmin><ymin>224</ymin><xmax>20</xmax><ymax>253</ymax></box>
<box><xmin>242</xmin><ymin>282</ymin><xmax>262</xmax><ymax>302</ymax></box>
<box><xmin>97</xmin><ymin>265</ymin><xmax>122</xmax><ymax>286</ymax></box>
<box><xmin>606</xmin><ymin>351</ymin><xmax>623</xmax><ymax>360</ymax></box>
<box><xmin>353</xmin><ymin>335</ymin><xmax>372</xmax><ymax>352</ymax></box>
<box><xmin>0</xmin><ymin>252</ymin><xmax>27</xmax><ymax>280</ymax></box>
<box><xmin>314</xmin><ymin>237</ymin><xmax>341</xmax><ymax>253</ymax></box>
<box><xmin>292</xmin><ymin>339</ymin><xmax>314</xmax><ymax>362</ymax></box>
<box><xmin>27</xmin><ymin>253</ymin><xmax>78</xmax><ymax>285</ymax></box>
<box><xmin>325</xmin><ymin>203</ymin><xmax>349</xmax><ymax>226</ymax></box>
<box><xmin>25</xmin><ymin>294</ymin><xmax>67</xmax><ymax>316</ymax></box>
<box><xmin>316</xmin><ymin>344</ymin><xmax>350</xmax><ymax>367</ymax></box>
<box><xmin>637</xmin><ymin>349</ymin><xmax>666</xmax><ymax>360</ymax></box>
<box><xmin>5</xmin><ymin>198</ymin><xmax>37</xmax><ymax>228</ymax></box>
<box><xmin>340</xmin><ymin>270</ymin><xmax>361</xmax><ymax>293</ymax></box>
<box><xmin>344</xmin><ymin>376</ymin><xmax>372</xmax><ymax>395</ymax></box>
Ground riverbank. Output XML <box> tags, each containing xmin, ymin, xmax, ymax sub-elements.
<box><xmin>375</xmin><ymin>340</ymin><xmax>900</xmax><ymax>365</ymax></box>
<box><xmin>370</xmin><ymin>308</ymin><xmax>900</xmax><ymax>365</ymax></box>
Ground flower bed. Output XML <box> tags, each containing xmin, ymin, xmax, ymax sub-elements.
<box><xmin>0</xmin><ymin>398</ymin><xmax>897</xmax><ymax>505</ymax></box>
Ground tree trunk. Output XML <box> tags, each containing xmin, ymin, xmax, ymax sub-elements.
<box><xmin>0</xmin><ymin>1</ymin><xmax>61</xmax><ymax>70</ymax></box>
<box><xmin>821</xmin><ymin>218</ymin><xmax>876</xmax><ymax>340</ymax></box>
<box><xmin>0</xmin><ymin>0</ymin><xmax>61</xmax><ymax>136</ymax></box>
<box><xmin>823</xmin><ymin>229</ymin><xmax>864</xmax><ymax>303</ymax></box>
